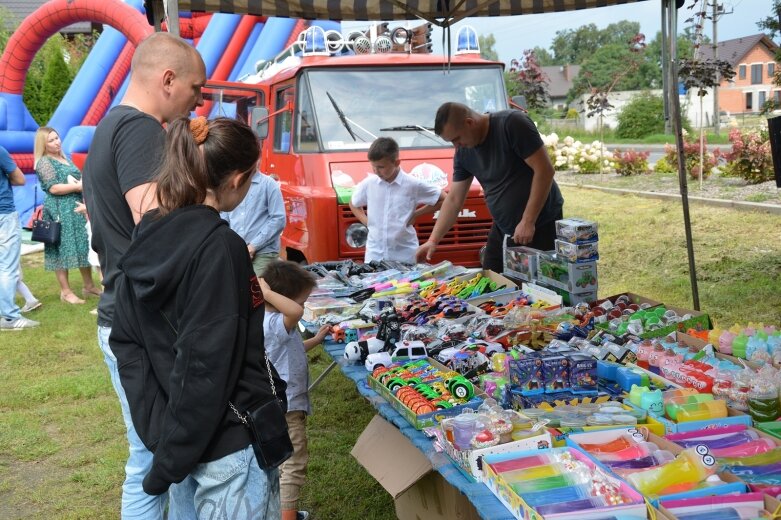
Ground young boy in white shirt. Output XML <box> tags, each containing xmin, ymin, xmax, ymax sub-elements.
<box><xmin>349</xmin><ymin>137</ymin><xmax>444</xmax><ymax>264</ymax></box>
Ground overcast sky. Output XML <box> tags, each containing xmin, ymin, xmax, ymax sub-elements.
<box><xmin>343</xmin><ymin>0</ymin><xmax>773</xmax><ymax>65</ymax></box>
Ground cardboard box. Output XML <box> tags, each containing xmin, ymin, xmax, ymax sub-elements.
<box><xmin>503</xmin><ymin>244</ymin><xmax>541</xmax><ymax>283</ymax></box>
<box><xmin>351</xmin><ymin>415</ymin><xmax>481</xmax><ymax>520</ymax></box>
<box><xmin>595</xmin><ymin>304</ymin><xmax>711</xmax><ymax>340</ymax></box>
<box><xmin>590</xmin><ymin>292</ymin><xmax>663</xmax><ymax>310</ymax></box>
<box><xmin>302</xmin><ymin>296</ymin><xmax>360</xmax><ymax>322</ymax></box>
<box><xmin>555</xmin><ymin>218</ymin><xmax>599</xmax><ymax>244</ymax></box>
<box><xmin>547</xmin><ymin>284</ymin><xmax>599</xmax><ymax>306</ymax></box>
<box><xmin>482</xmin><ymin>447</ymin><xmax>647</xmax><ymax>520</ymax></box>
<box><xmin>566</xmin><ymin>429</ymin><xmax>746</xmax><ymax>504</ymax></box>
<box><xmin>440</xmin><ymin>429</ymin><xmax>553</xmax><ymax>482</ymax></box>
<box><xmin>660</xmin><ymin>492</ymin><xmax>780</xmax><ymax>520</ymax></box>
<box><xmin>536</xmin><ymin>251</ymin><xmax>597</xmax><ymax>294</ymax></box>
<box><xmin>555</xmin><ymin>239</ymin><xmax>599</xmax><ymax>263</ymax></box>
<box><xmin>367</xmin><ymin>358</ymin><xmax>484</xmax><ymax>430</ymax></box>
<box><xmin>627</xmin><ymin>398</ymin><xmax>752</xmax><ymax>434</ymax></box>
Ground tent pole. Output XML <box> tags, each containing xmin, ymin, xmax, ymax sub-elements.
<box><xmin>165</xmin><ymin>0</ymin><xmax>180</xmax><ymax>37</ymax></box>
<box><xmin>667</xmin><ymin>0</ymin><xmax>701</xmax><ymax>311</ymax></box>
<box><xmin>661</xmin><ymin>0</ymin><xmax>670</xmax><ymax>134</ymax></box>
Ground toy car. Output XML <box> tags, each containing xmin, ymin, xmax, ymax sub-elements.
<box><xmin>364</xmin><ymin>340</ymin><xmax>428</xmax><ymax>372</ymax></box>
<box><xmin>435</xmin><ymin>339</ymin><xmax>503</xmax><ymax>364</ymax></box>
<box><xmin>343</xmin><ymin>337</ymin><xmax>386</xmax><ymax>363</ymax></box>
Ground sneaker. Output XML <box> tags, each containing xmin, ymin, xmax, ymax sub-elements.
<box><xmin>21</xmin><ymin>299</ymin><xmax>42</xmax><ymax>313</ymax></box>
<box><xmin>297</xmin><ymin>512</ymin><xmax>310</xmax><ymax>520</ymax></box>
<box><xmin>1</xmin><ymin>316</ymin><xmax>40</xmax><ymax>331</ymax></box>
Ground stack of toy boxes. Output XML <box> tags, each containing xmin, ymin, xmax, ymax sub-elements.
<box><xmin>536</xmin><ymin>218</ymin><xmax>599</xmax><ymax>305</ymax></box>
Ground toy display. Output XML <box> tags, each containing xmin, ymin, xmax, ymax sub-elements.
<box><xmin>301</xmin><ymin>249</ymin><xmax>781</xmax><ymax>520</ymax></box>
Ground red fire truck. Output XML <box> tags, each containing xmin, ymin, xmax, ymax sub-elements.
<box><xmin>203</xmin><ymin>25</ymin><xmax>508</xmax><ymax>266</ymax></box>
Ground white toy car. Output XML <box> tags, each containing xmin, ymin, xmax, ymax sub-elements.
<box><xmin>435</xmin><ymin>339</ymin><xmax>504</xmax><ymax>364</ymax></box>
<box><xmin>364</xmin><ymin>340</ymin><xmax>428</xmax><ymax>372</ymax></box>
<box><xmin>343</xmin><ymin>337</ymin><xmax>386</xmax><ymax>363</ymax></box>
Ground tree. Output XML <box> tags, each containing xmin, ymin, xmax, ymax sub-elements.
<box><xmin>530</xmin><ymin>46</ymin><xmax>556</xmax><ymax>66</ymax></box>
<box><xmin>478</xmin><ymin>33</ymin><xmax>499</xmax><ymax>61</ymax></box>
<box><xmin>507</xmin><ymin>49</ymin><xmax>550</xmax><ymax>111</ymax></box>
<box><xmin>36</xmin><ymin>44</ymin><xmax>73</xmax><ymax>124</ymax></box>
<box><xmin>569</xmin><ymin>39</ymin><xmax>654</xmax><ymax>102</ymax></box>
<box><xmin>550</xmin><ymin>21</ymin><xmax>641</xmax><ymax>65</ymax></box>
<box><xmin>643</xmin><ymin>30</ymin><xmax>697</xmax><ymax>88</ymax></box>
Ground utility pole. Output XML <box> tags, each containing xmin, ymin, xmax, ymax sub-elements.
<box><xmin>712</xmin><ymin>0</ymin><xmax>720</xmax><ymax>135</ymax></box>
<box><xmin>712</xmin><ymin>1</ymin><xmax>732</xmax><ymax>135</ymax></box>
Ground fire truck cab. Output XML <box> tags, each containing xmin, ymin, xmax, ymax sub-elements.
<box><xmin>203</xmin><ymin>26</ymin><xmax>508</xmax><ymax>266</ymax></box>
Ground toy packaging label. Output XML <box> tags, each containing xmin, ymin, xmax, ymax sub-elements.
<box><xmin>503</xmin><ymin>243</ymin><xmax>542</xmax><ymax>282</ymax></box>
<box><xmin>555</xmin><ymin>218</ymin><xmax>599</xmax><ymax>244</ymax></box>
<box><xmin>555</xmin><ymin>239</ymin><xmax>599</xmax><ymax>263</ymax></box>
<box><xmin>541</xmin><ymin>352</ymin><xmax>570</xmax><ymax>393</ymax></box>
<box><xmin>508</xmin><ymin>354</ymin><xmax>545</xmax><ymax>395</ymax></box>
<box><xmin>568</xmin><ymin>354</ymin><xmax>598</xmax><ymax>393</ymax></box>
<box><xmin>536</xmin><ymin>252</ymin><xmax>598</xmax><ymax>294</ymax></box>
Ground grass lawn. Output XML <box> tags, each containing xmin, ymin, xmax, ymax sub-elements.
<box><xmin>2</xmin><ymin>185</ymin><xmax>781</xmax><ymax>518</ymax></box>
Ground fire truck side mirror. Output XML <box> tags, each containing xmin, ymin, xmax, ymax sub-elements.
<box><xmin>251</xmin><ymin>107</ymin><xmax>269</xmax><ymax>139</ymax></box>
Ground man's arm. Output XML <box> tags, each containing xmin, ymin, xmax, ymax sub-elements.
<box><xmin>513</xmin><ymin>145</ymin><xmax>556</xmax><ymax>245</ymax></box>
<box><xmin>415</xmin><ymin>179</ymin><xmax>470</xmax><ymax>262</ymax></box>
<box><xmin>8</xmin><ymin>166</ymin><xmax>25</xmax><ymax>186</ymax></box>
<box><xmin>125</xmin><ymin>183</ymin><xmax>157</xmax><ymax>224</ymax></box>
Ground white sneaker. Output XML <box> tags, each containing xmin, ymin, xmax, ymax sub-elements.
<box><xmin>21</xmin><ymin>300</ymin><xmax>42</xmax><ymax>313</ymax></box>
<box><xmin>1</xmin><ymin>316</ymin><xmax>40</xmax><ymax>331</ymax></box>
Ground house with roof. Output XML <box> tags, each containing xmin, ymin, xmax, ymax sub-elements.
<box><xmin>541</xmin><ymin>64</ymin><xmax>580</xmax><ymax>110</ymax></box>
<box><xmin>700</xmin><ymin>33</ymin><xmax>779</xmax><ymax>115</ymax></box>
<box><xmin>2</xmin><ymin>0</ymin><xmax>96</xmax><ymax>34</ymax></box>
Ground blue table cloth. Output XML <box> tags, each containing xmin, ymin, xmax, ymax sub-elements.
<box><xmin>322</xmin><ymin>341</ymin><xmax>515</xmax><ymax>520</ymax></box>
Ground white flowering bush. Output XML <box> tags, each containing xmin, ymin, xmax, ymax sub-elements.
<box><xmin>543</xmin><ymin>134</ymin><xmax>615</xmax><ymax>174</ymax></box>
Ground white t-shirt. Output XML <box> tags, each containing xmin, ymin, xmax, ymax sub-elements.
<box><xmin>351</xmin><ymin>169</ymin><xmax>441</xmax><ymax>264</ymax></box>
<box><xmin>263</xmin><ymin>311</ymin><xmax>310</xmax><ymax>414</ymax></box>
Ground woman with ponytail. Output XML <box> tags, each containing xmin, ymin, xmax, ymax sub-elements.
<box><xmin>109</xmin><ymin>116</ymin><xmax>287</xmax><ymax>519</ymax></box>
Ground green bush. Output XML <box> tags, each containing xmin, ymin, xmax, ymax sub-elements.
<box><xmin>612</xmin><ymin>149</ymin><xmax>650</xmax><ymax>176</ymax></box>
<box><xmin>616</xmin><ymin>93</ymin><xmax>665</xmax><ymax>139</ymax></box>
<box><xmin>652</xmin><ymin>156</ymin><xmax>675</xmax><ymax>173</ymax></box>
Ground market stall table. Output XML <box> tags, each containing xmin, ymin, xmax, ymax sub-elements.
<box><xmin>320</xmin><ymin>339</ymin><xmax>516</xmax><ymax>520</ymax></box>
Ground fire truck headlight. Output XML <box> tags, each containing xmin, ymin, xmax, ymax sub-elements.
<box><xmin>345</xmin><ymin>223</ymin><xmax>368</xmax><ymax>248</ymax></box>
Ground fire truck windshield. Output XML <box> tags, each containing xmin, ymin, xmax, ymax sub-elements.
<box><xmin>301</xmin><ymin>66</ymin><xmax>508</xmax><ymax>151</ymax></box>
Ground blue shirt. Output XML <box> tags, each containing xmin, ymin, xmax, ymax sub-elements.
<box><xmin>0</xmin><ymin>146</ymin><xmax>18</xmax><ymax>215</ymax></box>
<box><xmin>221</xmin><ymin>173</ymin><xmax>286</xmax><ymax>254</ymax></box>
<box><xmin>263</xmin><ymin>311</ymin><xmax>311</xmax><ymax>414</ymax></box>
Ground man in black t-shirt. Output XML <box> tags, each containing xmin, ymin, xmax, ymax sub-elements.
<box><xmin>416</xmin><ymin>102</ymin><xmax>564</xmax><ymax>272</ymax></box>
<box><xmin>82</xmin><ymin>32</ymin><xmax>206</xmax><ymax>519</ymax></box>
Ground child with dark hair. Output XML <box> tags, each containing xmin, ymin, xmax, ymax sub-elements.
<box><xmin>349</xmin><ymin>137</ymin><xmax>444</xmax><ymax>264</ymax></box>
<box><xmin>110</xmin><ymin>116</ymin><xmax>287</xmax><ymax>518</ymax></box>
<box><xmin>260</xmin><ymin>260</ymin><xmax>329</xmax><ymax>520</ymax></box>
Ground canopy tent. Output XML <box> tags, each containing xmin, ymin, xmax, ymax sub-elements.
<box><xmin>158</xmin><ymin>1</ymin><xmax>651</xmax><ymax>26</ymax></box>
<box><xmin>150</xmin><ymin>0</ymin><xmax>700</xmax><ymax>310</ymax></box>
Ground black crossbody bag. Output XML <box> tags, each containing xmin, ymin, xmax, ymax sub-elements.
<box><xmin>30</xmin><ymin>188</ymin><xmax>61</xmax><ymax>245</ymax></box>
<box><xmin>160</xmin><ymin>310</ymin><xmax>293</xmax><ymax>470</ymax></box>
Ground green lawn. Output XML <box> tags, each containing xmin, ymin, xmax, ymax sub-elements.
<box><xmin>1</xmin><ymin>186</ymin><xmax>780</xmax><ymax>518</ymax></box>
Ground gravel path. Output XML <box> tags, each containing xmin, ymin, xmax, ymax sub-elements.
<box><xmin>554</xmin><ymin>170</ymin><xmax>781</xmax><ymax>206</ymax></box>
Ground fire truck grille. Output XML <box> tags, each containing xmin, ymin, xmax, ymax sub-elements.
<box><xmin>339</xmin><ymin>205</ymin><xmax>491</xmax><ymax>247</ymax></box>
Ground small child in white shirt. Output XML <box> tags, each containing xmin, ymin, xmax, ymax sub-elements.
<box><xmin>349</xmin><ymin>137</ymin><xmax>444</xmax><ymax>264</ymax></box>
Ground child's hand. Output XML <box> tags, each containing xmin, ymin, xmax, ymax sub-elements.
<box><xmin>314</xmin><ymin>324</ymin><xmax>330</xmax><ymax>342</ymax></box>
<box><xmin>259</xmin><ymin>277</ymin><xmax>271</xmax><ymax>295</ymax></box>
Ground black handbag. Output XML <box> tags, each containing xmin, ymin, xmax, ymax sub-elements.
<box><xmin>31</xmin><ymin>218</ymin><xmax>61</xmax><ymax>245</ymax></box>
<box><xmin>229</xmin><ymin>352</ymin><xmax>293</xmax><ymax>470</ymax></box>
<box><xmin>30</xmin><ymin>189</ymin><xmax>61</xmax><ymax>245</ymax></box>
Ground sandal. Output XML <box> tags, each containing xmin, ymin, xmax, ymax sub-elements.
<box><xmin>61</xmin><ymin>293</ymin><xmax>86</xmax><ymax>305</ymax></box>
<box><xmin>82</xmin><ymin>287</ymin><xmax>103</xmax><ymax>297</ymax></box>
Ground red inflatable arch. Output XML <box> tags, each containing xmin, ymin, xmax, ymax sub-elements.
<box><xmin>0</xmin><ymin>0</ymin><xmax>152</xmax><ymax>95</ymax></box>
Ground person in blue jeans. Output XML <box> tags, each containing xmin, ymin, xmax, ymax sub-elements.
<box><xmin>110</xmin><ymin>116</ymin><xmax>285</xmax><ymax>518</ymax></box>
<box><xmin>81</xmin><ymin>33</ymin><xmax>206</xmax><ymax>518</ymax></box>
<box><xmin>0</xmin><ymin>145</ymin><xmax>40</xmax><ymax>331</ymax></box>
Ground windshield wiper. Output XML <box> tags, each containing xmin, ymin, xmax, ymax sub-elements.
<box><xmin>380</xmin><ymin>124</ymin><xmax>442</xmax><ymax>144</ymax></box>
<box><xmin>326</xmin><ymin>91</ymin><xmax>358</xmax><ymax>141</ymax></box>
